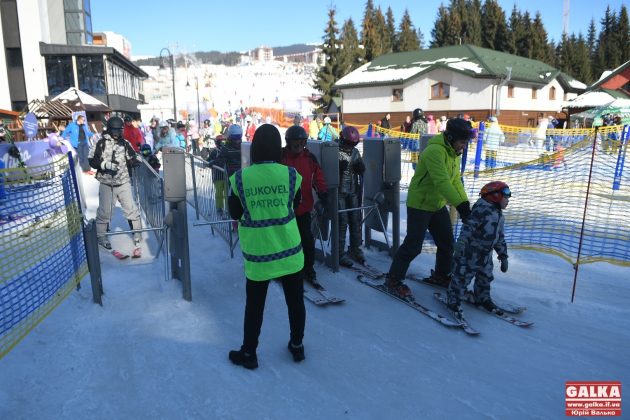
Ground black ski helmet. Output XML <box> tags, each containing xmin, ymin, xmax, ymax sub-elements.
<box><xmin>285</xmin><ymin>125</ymin><xmax>308</xmax><ymax>142</ymax></box>
<box><xmin>444</xmin><ymin>118</ymin><xmax>475</xmax><ymax>144</ymax></box>
<box><xmin>412</xmin><ymin>108</ymin><xmax>424</xmax><ymax>121</ymax></box>
<box><xmin>106</xmin><ymin>116</ymin><xmax>124</xmax><ymax>138</ymax></box>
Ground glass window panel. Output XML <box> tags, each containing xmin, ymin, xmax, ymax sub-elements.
<box><xmin>442</xmin><ymin>83</ymin><xmax>450</xmax><ymax>97</ymax></box>
<box><xmin>65</xmin><ymin>12</ymin><xmax>84</xmax><ymax>31</ymax></box>
<box><xmin>77</xmin><ymin>55</ymin><xmax>105</xmax><ymax>95</ymax></box>
<box><xmin>84</xmin><ymin>0</ymin><xmax>91</xmax><ymax>14</ymax></box>
<box><xmin>45</xmin><ymin>55</ymin><xmax>74</xmax><ymax>96</ymax></box>
<box><xmin>63</xmin><ymin>0</ymin><xmax>82</xmax><ymax>10</ymax></box>
<box><xmin>66</xmin><ymin>32</ymin><xmax>83</xmax><ymax>45</ymax></box>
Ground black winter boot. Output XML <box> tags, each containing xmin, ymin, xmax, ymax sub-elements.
<box><xmin>287</xmin><ymin>341</ymin><xmax>305</xmax><ymax>362</ymax></box>
<box><xmin>228</xmin><ymin>348</ymin><xmax>258</xmax><ymax>370</ymax></box>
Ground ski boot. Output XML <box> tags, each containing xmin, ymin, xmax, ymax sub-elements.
<box><xmin>446</xmin><ymin>301</ymin><xmax>465</xmax><ymax>323</ymax></box>
<box><xmin>132</xmin><ymin>238</ymin><xmax>141</xmax><ymax>258</ymax></box>
<box><xmin>347</xmin><ymin>246</ymin><xmax>366</xmax><ymax>265</ymax></box>
<box><xmin>424</xmin><ymin>270</ymin><xmax>452</xmax><ymax>288</ymax></box>
<box><xmin>287</xmin><ymin>341</ymin><xmax>305</xmax><ymax>362</ymax></box>
<box><xmin>98</xmin><ymin>237</ymin><xmax>112</xmax><ymax>250</ymax></box>
<box><xmin>476</xmin><ymin>298</ymin><xmax>504</xmax><ymax>315</ymax></box>
<box><xmin>384</xmin><ymin>274</ymin><xmax>413</xmax><ymax>300</ymax></box>
<box><xmin>339</xmin><ymin>253</ymin><xmax>354</xmax><ymax>268</ymax></box>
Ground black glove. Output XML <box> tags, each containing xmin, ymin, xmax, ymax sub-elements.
<box><xmin>499</xmin><ymin>255</ymin><xmax>508</xmax><ymax>273</ymax></box>
<box><xmin>317</xmin><ymin>191</ymin><xmax>329</xmax><ymax>204</ymax></box>
<box><xmin>314</xmin><ymin>200</ymin><xmax>327</xmax><ymax>218</ymax></box>
<box><xmin>339</xmin><ymin>160</ymin><xmax>349</xmax><ymax>173</ymax></box>
<box><xmin>456</xmin><ymin>201</ymin><xmax>471</xmax><ymax>222</ymax></box>
<box><xmin>352</xmin><ymin>160</ymin><xmax>365</xmax><ymax>175</ymax></box>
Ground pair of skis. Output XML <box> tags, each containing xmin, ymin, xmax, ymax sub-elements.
<box><xmin>100</xmin><ymin>243</ymin><xmax>141</xmax><ymax>260</ymax></box>
<box><xmin>303</xmin><ymin>282</ymin><xmax>345</xmax><ymax>306</ymax></box>
<box><xmin>350</xmin><ymin>264</ymin><xmax>532</xmax><ymax>334</ymax></box>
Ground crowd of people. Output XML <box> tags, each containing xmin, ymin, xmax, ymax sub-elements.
<box><xmin>48</xmin><ymin>108</ymin><xmax>516</xmax><ymax>370</ymax></box>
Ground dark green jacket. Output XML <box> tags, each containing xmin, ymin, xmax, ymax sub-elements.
<box><xmin>407</xmin><ymin>133</ymin><xmax>468</xmax><ymax>211</ymax></box>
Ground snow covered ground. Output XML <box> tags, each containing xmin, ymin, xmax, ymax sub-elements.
<box><xmin>1</xmin><ymin>173</ymin><xmax>628</xmax><ymax>420</ymax></box>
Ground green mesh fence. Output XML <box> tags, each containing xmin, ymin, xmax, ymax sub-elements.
<box><xmin>0</xmin><ymin>155</ymin><xmax>88</xmax><ymax>359</ymax></box>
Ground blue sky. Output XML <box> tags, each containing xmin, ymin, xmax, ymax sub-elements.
<box><xmin>91</xmin><ymin>0</ymin><xmax>628</xmax><ymax>57</ymax></box>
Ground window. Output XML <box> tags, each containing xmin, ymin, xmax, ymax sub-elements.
<box><xmin>549</xmin><ymin>86</ymin><xmax>556</xmax><ymax>100</ymax></box>
<box><xmin>392</xmin><ymin>88</ymin><xmax>403</xmax><ymax>102</ymax></box>
<box><xmin>431</xmin><ymin>82</ymin><xmax>450</xmax><ymax>99</ymax></box>
<box><xmin>77</xmin><ymin>55</ymin><xmax>105</xmax><ymax>95</ymax></box>
<box><xmin>66</xmin><ymin>32</ymin><xmax>83</xmax><ymax>45</ymax></box>
<box><xmin>507</xmin><ymin>85</ymin><xmax>514</xmax><ymax>98</ymax></box>
<box><xmin>531</xmin><ymin>88</ymin><xmax>537</xmax><ymax>99</ymax></box>
<box><xmin>65</xmin><ymin>12</ymin><xmax>85</xmax><ymax>31</ymax></box>
<box><xmin>45</xmin><ymin>55</ymin><xmax>74</xmax><ymax>96</ymax></box>
<box><xmin>6</xmin><ymin>48</ymin><xmax>23</xmax><ymax>68</ymax></box>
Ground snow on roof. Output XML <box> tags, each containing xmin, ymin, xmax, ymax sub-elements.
<box><xmin>52</xmin><ymin>87</ymin><xmax>108</xmax><ymax>106</ymax></box>
<box><xmin>564</xmin><ymin>90</ymin><xmax>616</xmax><ymax>108</ymax></box>
<box><xmin>335</xmin><ymin>63</ymin><xmax>422</xmax><ymax>86</ymax></box>
<box><xmin>568</xmin><ymin>79</ymin><xmax>587</xmax><ymax>90</ymax></box>
<box><xmin>596</xmin><ymin>70</ymin><xmax>613</xmax><ymax>83</ymax></box>
<box><xmin>335</xmin><ymin>56</ymin><xmax>482</xmax><ymax>87</ymax></box>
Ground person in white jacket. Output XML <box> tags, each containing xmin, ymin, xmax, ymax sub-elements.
<box><xmin>484</xmin><ymin>116</ymin><xmax>505</xmax><ymax>169</ymax></box>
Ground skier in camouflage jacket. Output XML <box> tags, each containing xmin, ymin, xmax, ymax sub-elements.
<box><xmin>447</xmin><ymin>181</ymin><xmax>511</xmax><ymax>313</ymax></box>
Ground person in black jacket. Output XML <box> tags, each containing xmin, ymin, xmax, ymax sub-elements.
<box><xmin>88</xmin><ymin>116</ymin><xmax>142</xmax><ymax>256</ymax></box>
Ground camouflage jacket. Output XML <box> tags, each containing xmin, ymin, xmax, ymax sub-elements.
<box><xmin>89</xmin><ymin>134</ymin><xmax>140</xmax><ymax>187</ymax></box>
<box><xmin>455</xmin><ymin>197</ymin><xmax>508</xmax><ymax>258</ymax></box>
<box><xmin>410</xmin><ymin>119</ymin><xmax>428</xmax><ymax>136</ymax></box>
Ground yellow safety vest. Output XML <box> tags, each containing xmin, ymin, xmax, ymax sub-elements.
<box><xmin>230</xmin><ymin>163</ymin><xmax>304</xmax><ymax>280</ymax></box>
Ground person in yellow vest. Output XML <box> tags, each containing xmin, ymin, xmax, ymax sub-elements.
<box><xmin>227</xmin><ymin>124</ymin><xmax>306</xmax><ymax>370</ymax></box>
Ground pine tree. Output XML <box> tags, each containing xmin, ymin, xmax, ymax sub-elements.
<box><xmin>573</xmin><ymin>33</ymin><xmax>592</xmax><ymax>84</ymax></box>
<box><xmin>481</xmin><ymin>0</ymin><xmax>508</xmax><ymax>51</ymax></box>
<box><xmin>417</xmin><ymin>28</ymin><xmax>425</xmax><ymax>49</ymax></box>
<box><xmin>462</xmin><ymin>0</ymin><xmax>482</xmax><ymax>45</ymax></box>
<box><xmin>360</xmin><ymin>0</ymin><xmax>378</xmax><ymax>62</ymax></box>
<box><xmin>616</xmin><ymin>5</ymin><xmax>630</xmax><ymax>65</ymax></box>
<box><xmin>506</xmin><ymin>5</ymin><xmax>522</xmax><ymax>54</ymax></box>
<box><xmin>445</xmin><ymin>6</ymin><xmax>463</xmax><ymax>45</ymax></box>
<box><xmin>431</xmin><ymin>4</ymin><xmax>449</xmax><ymax>47</ymax></box>
<box><xmin>313</xmin><ymin>8</ymin><xmax>342</xmax><ymax>111</ymax></box>
<box><xmin>530</xmin><ymin>12</ymin><xmax>552</xmax><ymax>64</ymax></box>
<box><xmin>373</xmin><ymin>7</ymin><xmax>387</xmax><ymax>57</ymax></box>
<box><xmin>339</xmin><ymin>18</ymin><xmax>363</xmax><ymax>76</ymax></box>
<box><xmin>586</xmin><ymin>19</ymin><xmax>600</xmax><ymax>81</ymax></box>
<box><xmin>518</xmin><ymin>11</ymin><xmax>533</xmax><ymax>58</ymax></box>
<box><xmin>385</xmin><ymin>7</ymin><xmax>396</xmax><ymax>54</ymax></box>
<box><xmin>395</xmin><ymin>9</ymin><xmax>420</xmax><ymax>52</ymax></box>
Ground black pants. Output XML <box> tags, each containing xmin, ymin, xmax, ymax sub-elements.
<box><xmin>339</xmin><ymin>193</ymin><xmax>361</xmax><ymax>254</ymax></box>
<box><xmin>388</xmin><ymin>206</ymin><xmax>454</xmax><ymax>281</ymax></box>
<box><xmin>296</xmin><ymin>213</ymin><xmax>315</xmax><ymax>274</ymax></box>
<box><xmin>242</xmin><ymin>271</ymin><xmax>305</xmax><ymax>354</ymax></box>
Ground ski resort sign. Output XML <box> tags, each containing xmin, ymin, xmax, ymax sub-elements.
<box><xmin>566</xmin><ymin>381</ymin><xmax>621</xmax><ymax>416</ymax></box>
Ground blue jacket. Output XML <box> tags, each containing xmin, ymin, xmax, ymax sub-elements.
<box><xmin>63</xmin><ymin>121</ymin><xmax>93</xmax><ymax>148</ymax></box>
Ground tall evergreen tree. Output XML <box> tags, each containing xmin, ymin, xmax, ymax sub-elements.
<box><xmin>616</xmin><ymin>5</ymin><xmax>630</xmax><ymax>64</ymax></box>
<box><xmin>431</xmin><ymin>4</ymin><xmax>450</xmax><ymax>47</ymax></box>
<box><xmin>360</xmin><ymin>0</ymin><xmax>378</xmax><ymax>62</ymax></box>
<box><xmin>506</xmin><ymin>5</ymin><xmax>521</xmax><ymax>54</ymax></box>
<box><xmin>446</xmin><ymin>5</ymin><xmax>463</xmax><ymax>45</ymax></box>
<box><xmin>481</xmin><ymin>0</ymin><xmax>508</xmax><ymax>51</ymax></box>
<box><xmin>462</xmin><ymin>0</ymin><xmax>483</xmax><ymax>45</ymax></box>
<box><xmin>395</xmin><ymin>9</ymin><xmax>420</xmax><ymax>52</ymax></box>
<box><xmin>373</xmin><ymin>6</ymin><xmax>387</xmax><ymax>57</ymax></box>
<box><xmin>339</xmin><ymin>18</ymin><xmax>363</xmax><ymax>76</ymax></box>
<box><xmin>586</xmin><ymin>18</ymin><xmax>600</xmax><ymax>81</ymax></box>
<box><xmin>530</xmin><ymin>12</ymin><xmax>552</xmax><ymax>64</ymax></box>
<box><xmin>417</xmin><ymin>28</ymin><xmax>425</xmax><ymax>49</ymax></box>
<box><xmin>385</xmin><ymin>7</ymin><xmax>396</xmax><ymax>54</ymax></box>
<box><xmin>573</xmin><ymin>33</ymin><xmax>592</xmax><ymax>84</ymax></box>
<box><xmin>313</xmin><ymin>8</ymin><xmax>342</xmax><ymax>111</ymax></box>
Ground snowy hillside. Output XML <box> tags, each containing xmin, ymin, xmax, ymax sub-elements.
<box><xmin>0</xmin><ymin>174</ymin><xmax>628</xmax><ymax>420</ymax></box>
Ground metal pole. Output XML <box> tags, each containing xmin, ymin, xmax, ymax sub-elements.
<box><xmin>196</xmin><ymin>78</ymin><xmax>200</xmax><ymax>125</ymax></box>
<box><xmin>171</xmin><ymin>54</ymin><xmax>176</xmax><ymax>120</ymax></box>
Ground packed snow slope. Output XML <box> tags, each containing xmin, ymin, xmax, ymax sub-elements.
<box><xmin>1</xmin><ymin>174</ymin><xmax>628</xmax><ymax>420</ymax></box>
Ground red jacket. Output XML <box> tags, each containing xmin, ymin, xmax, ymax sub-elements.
<box><xmin>123</xmin><ymin>125</ymin><xmax>144</xmax><ymax>152</ymax></box>
<box><xmin>281</xmin><ymin>147</ymin><xmax>327</xmax><ymax>216</ymax></box>
<box><xmin>245</xmin><ymin>123</ymin><xmax>256</xmax><ymax>142</ymax></box>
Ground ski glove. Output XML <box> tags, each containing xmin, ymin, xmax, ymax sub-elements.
<box><xmin>317</xmin><ymin>191</ymin><xmax>329</xmax><ymax>204</ymax></box>
<box><xmin>498</xmin><ymin>255</ymin><xmax>508</xmax><ymax>273</ymax></box>
<box><xmin>103</xmin><ymin>161</ymin><xmax>118</xmax><ymax>171</ymax></box>
<box><xmin>455</xmin><ymin>201</ymin><xmax>471</xmax><ymax>222</ymax></box>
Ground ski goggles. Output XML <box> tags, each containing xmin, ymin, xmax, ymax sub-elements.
<box><xmin>500</xmin><ymin>187</ymin><xmax>512</xmax><ymax>198</ymax></box>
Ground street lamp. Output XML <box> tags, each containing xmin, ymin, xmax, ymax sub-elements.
<box><xmin>159</xmin><ymin>47</ymin><xmax>176</xmax><ymax>120</ymax></box>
